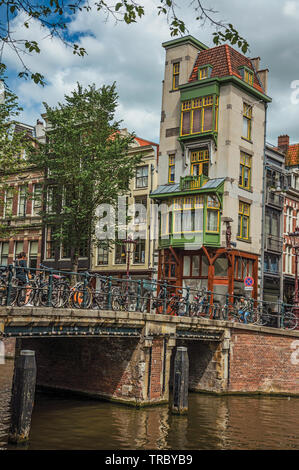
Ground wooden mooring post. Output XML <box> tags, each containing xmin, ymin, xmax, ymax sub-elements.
<box><xmin>8</xmin><ymin>350</ymin><xmax>36</xmax><ymax>445</ymax></box>
<box><xmin>172</xmin><ymin>346</ymin><xmax>189</xmax><ymax>415</ymax></box>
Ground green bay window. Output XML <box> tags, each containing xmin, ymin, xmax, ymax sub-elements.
<box><xmin>173</xmin><ymin>196</ymin><xmax>204</xmax><ymax>236</ymax></box>
<box><xmin>180</xmin><ymin>95</ymin><xmax>218</xmax><ymax>136</ymax></box>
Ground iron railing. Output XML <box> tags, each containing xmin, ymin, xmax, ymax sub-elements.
<box><xmin>0</xmin><ymin>264</ymin><xmax>298</xmax><ymax>331</ymax></box>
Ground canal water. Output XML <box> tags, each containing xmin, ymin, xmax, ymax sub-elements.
<box><xmin>1</xmin><ymin>360</ymin><xmax>299</xmax><ymax>450</ymax></box>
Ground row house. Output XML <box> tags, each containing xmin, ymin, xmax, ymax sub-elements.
<box><xmin>276</xmin><ymin>135</ymin><xmax>299</xmax><ymax>304</ymax></box>
<box><xmin>262</xmin><ymin>143</ymin><xmax>285</xmax><ymax>304</ymax></box>
<box><xmin>150</xmin><ymin>35</ymin><xmax>271</xmax><ymax>301</ymax></box>
<box><xmin>0</xmin><ymin>122</ymin><xmax>43</xmax><ymax>270</ymax></box>
<box><xmin>0</xmin><ymin>120</ymin><xmax>159</xmax><ymax>277</ymax></box>
<box><xmin>90</xmin><ymin>131</ymin><xmax>159</xmax><ymax>281</ymax></box>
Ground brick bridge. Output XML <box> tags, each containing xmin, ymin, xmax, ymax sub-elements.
<box><xmin>1</xmin><ymin>306</ymin><xmax>299</xmax><ymax>404</ymax></box>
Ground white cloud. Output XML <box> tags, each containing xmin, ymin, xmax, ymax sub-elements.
<box><xmin>283</xmin><ymin>1</ymin><xmax>299</xmax><ymax>17</ymax></box>
<box><xmin>3</xmin><ymin>0</ymin><xmax>299</xmax><ymax>144</ymax></box>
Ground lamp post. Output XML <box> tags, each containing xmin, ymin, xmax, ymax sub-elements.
<box><xmin>287</xmin><ymin>226</ymin><xmax>299</xmax><ymax>316</ymax></box>
<box><xmin>123</xmin><ymin>237</ymin><xmax>137</xmax><ymax>293</ymax></box>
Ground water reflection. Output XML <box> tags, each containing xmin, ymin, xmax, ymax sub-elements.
<box><xmin>0</xmin><ymin>361</ymin><xmax>14</xmax><ymax>450</ymax></box>
<box><xmin>1</xmin><ymin>360</ymin><xmax>299</xmax><ymax>450</ymax></box>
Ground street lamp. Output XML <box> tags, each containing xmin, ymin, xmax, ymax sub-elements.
<box><xmin>122</xmin><ymin>237</ymin><xmax>137</xmax><ymax>293</ymax></box>
<box><xmin>287</xmin><ymin>226</ymin><xmax>299</xmax><ymax>310</ymax></box>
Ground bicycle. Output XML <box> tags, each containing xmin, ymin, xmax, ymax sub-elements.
<box><xmin>281</xmin><ymin>309</ymin><xmax>298</xmax><ymax>330</ymax></box>
<box><xmin>111</xmin><ymin>285</ymin><xmax>137</xmax><ymax>312</ymax></box>
<box><xmin>190</xmin><ymin>289</ymin><xmax>210</xmax><ymax>317</ymax></box>
<box><xmin>167</xmin><ymin>289</ymin><xmax>190</xmax><ymax>316</ymax></box>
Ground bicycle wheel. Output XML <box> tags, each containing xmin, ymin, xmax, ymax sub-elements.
<box><xmin>140</xmin><ymin>292</ymin><xmax>150</xmax><ymax>313</ymax></box>
<box><xmin>52</xmin><ymin>282</ymin><xmax>70</xmax><ymax>308</ymax></box>
<box><xmin>167</xmin><ymin>298</ymin><xmax>179</xmax><ymax>316</ymax></box>
<box><xmin>92</xmin><ymin>289</ymin><xmax>107</xmax><ymax>309</ymax></box>
<box><xmin>127</xmin><ymin>294</ymin><xmax>137</xmax><ymax>312</ymax></box>
<box><xmin>38</xmin><ymin>282</ymin><xmax>50</xmax><ymax>306</ymax></box>
<box><xmin>70</xmin><ymin>283</ymin><xmax>92</xmax><ymax>309</ymax></box>
<box><xmin>111</xmin><ymin>287</ymin><xmax>122</xmax><ymax>311</ymax></box>
<box><xmin>282</xmin><ymin>311</ymin><xmax>298</xmax><ymax>330</ymax></box>
<box><xmin>0</xmin><ymin>279</ymin><xmax>7</xmax><ymax>306</ymax></box>
<box><xmin>252</xmin><ymin>307</ymin><xmax>268</xmax><ymax>326</ymax></box>
<box><xmin>227</xmin><ymin>306</ymin><xmax>241</xmax><ymax>322</ymax></box>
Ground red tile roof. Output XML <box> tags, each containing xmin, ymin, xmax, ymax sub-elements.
<box><xmin>286</xmin><ymin>144</ymin><xmax>299</xmax><ymax>166</ymax></box>
<box><xmin>188</xmin><ymin>44</ymin><xmax>265</xmax><ymax>94</ymax></box>
<box><xmin>134</xmin><ymin>137</ymin><xmax>159</xmax><ymax>148</ymax></box>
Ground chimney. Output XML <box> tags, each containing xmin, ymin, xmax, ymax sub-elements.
<box><xmin>251</xmin><ymin>57</ymin><xmax>261</xmax><ymax>71</ymax></box>
<box><xmin>277</xmin><ymin>135</ymin><xmax>289</xmax><ymax>154</ymax></box>
<box><xmin>34</xmin><ymin>118</ymin><xmax>45</xmax><ymax>141</ymax></box>
<box><xmin>257</xmin><ymin>69</ymin><xmax>269</xmax><ymax>94</ymax></box>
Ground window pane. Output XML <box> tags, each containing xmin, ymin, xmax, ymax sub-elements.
<box><xmin>134</xmin><ymin>239</ymin><xmax>145</xmax><ymax>264</ymax></box>
<box><xmin>244</xmin><ymin>167</ymin><xmax>250</xmax><ymax>187</ymax></box>
<box><xmin>238</xmin><ymin>214</ymin><xmax>242</xmax><ymax>237</ymax></box>
<box><xmin>183</xmin><ymin>256</ymin><xmax>191</xmax><ymax>276</ymax></box>
<box><xmin>29</xmin><ymin>241</ymin><xmax>38</xmax><ymax>255</ymax></box>
<box><xmin>182</xmin><ymin>111</ymin><xmax>191</xmax><ymax>135</ymax></box>
<box><xmin>192</xmin><ymin>108</ymin><xmax>202</xmax><ymax>133</ymax></box>
<box><xmin>243</xmin><ymin>117</ymin><xmax>250</xmax><ymax>139</ymax></box>
<box><xmin>207</xmin><ymin>210</ymin><xmax>218</xmax><ymax>231</ymax></box>
<box><xmin>192</xmin><ymin>256</ymin><xmax>200</xmax><ymax>276</ymax></box>
<box><xmin>97</xmin><ymin>246</ymin><xmax>108</xmax><ymax>265</ymax></box>
<box><xmin>201</xmin><ymin>256</ymin><xmax>209</xmax><ymax>276</ymax></box>
<box><xmin>242</xmin><ymin>216</ymin><xmax>248</xmax><ymax>238</ymax></box>
<box><xmin>203</xmin><ymin>106</ymin><xmax>213</xmax><ymax>131</ymax></box>
<box><xmin>0</xmin><ymin>242</ymin><xmax>9</xmax><ymax>265</ymax></box>
<box><xmin>14</xmin><ymin>241</ymin><xmax>24</xmax><ymax>258</ymax></box>
<box><xmin>214</xmin><ymin>256</ymin><xmax>228</xmax><ymax>276</ymax></box>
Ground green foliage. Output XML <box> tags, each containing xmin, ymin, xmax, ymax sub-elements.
<box><xmin>0</xmin><ymin>1</ymin><xmax>249</xmax><ymax>85</ymax></box>
<box><xmin>213</xmin><ymin>24</ymin><xmax>249</xmax><ymax>54</ymax></box>
<box><xmin>27</xmin><ymin>82</ymin><xmax>142</xmax><ymax>270</ymax></box>
<box><xmin>0</xmin><ymin>76</ymin><xmax>30</xmax><ymax>237</ymax></box>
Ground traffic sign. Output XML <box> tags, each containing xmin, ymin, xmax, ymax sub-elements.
<box><xmin>244</xmin><ymin>286</ymin><xmax>253</xmax><ymax>291</ymax></box>
<box><xmin>244</xmin><ymin>276</ymin><xmax>254</xmax><ymax>287</ymax></box>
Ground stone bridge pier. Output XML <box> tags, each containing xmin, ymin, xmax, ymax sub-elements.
<box><xmin>2</xmin><ymin>308</ymin><xmax>299</xmax><ymax>405</ymax></box>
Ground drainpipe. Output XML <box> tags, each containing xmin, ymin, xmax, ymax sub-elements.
<box><xmin>260</xmin><ymin>102</ymin><xmax>268</xmax><ymax>302</ymax></box>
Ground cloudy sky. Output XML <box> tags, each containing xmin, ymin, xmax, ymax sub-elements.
<box><xmin>3</xmin><ymin>0</ymin><xmax>299</xmax><ymax>146</ymax></box>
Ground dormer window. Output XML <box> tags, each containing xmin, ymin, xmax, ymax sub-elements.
<box><xmin>239</xmin><ymin>66</ymin><xmax>254</xmax><ymax>86</ymax></box>
<box><xmin>198</xmin><ymin>65</ymin><xmax>213</xmax><ymax>80</ymax></box>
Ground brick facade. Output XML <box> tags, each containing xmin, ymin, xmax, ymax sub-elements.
<box><xmin>228</xmin><ymin>329</ymin><xmax>299</xmax><ymax>395</ymax></box>
<box><xmin>2</xmin><ymin>338</ymin><xmax>16</xmax><ymax>358</ymax></box>
<box><xmin>19</xmin><ymin>336</ymin><xmax>169</xmax><ymax>406</ymax></box>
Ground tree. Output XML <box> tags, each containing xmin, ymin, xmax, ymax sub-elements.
<box><xmin>0</xmin><ymin>0</ymin><xmax>249</xmax><ymax>85</ymax></box>
<box><xmin>27</xmin><ymin>82</ymin><xmax>142</xmax><ymax>273</ymax></box>
<box><xmin>0</xmin><ymin>73</ymin><xmax>29</xmax><ymax>237</ymax></box>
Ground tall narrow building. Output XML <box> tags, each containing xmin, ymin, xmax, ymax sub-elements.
<box><xmin>150</xmin><ymin>35</ymin><xmax>271</xmax><ymax>300</ymax></box>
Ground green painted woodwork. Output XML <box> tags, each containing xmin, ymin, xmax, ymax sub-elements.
<box><xmin>155</xmin><ymin>183</ymin><xmax>224</xmax><ymax>249</ymax></box>
<box><xmin>162</xmin><ymin>35</ymin><xmax>208</xmax><ymax>51</ymax></box>
<box><xmin>180</xmin><ymin>83</ymin><xmax>219</xmax><ymax>101</ymax></box>
<box><xmin>179</xmin><ymin>75</ymin><xmax>271</xmax><ymax>103</ymax></box>
<box><xmin>178</xmin><ymin>131</ymin><xmax>218</xmax><ymax>148</ymax></box>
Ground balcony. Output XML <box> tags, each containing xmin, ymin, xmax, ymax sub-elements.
<box><xmin>180</xmin><ymin>174</ymin><xmax>209</xmax><ymax>191</ymax></box>
<box><xmin>266</xmin><ymin>190</ymin><xmax>284</xmax><ymax>208</ymax></box>
<box><xmin>264</xmin><ymin>234</ymin><xmax>283</xmax><ymax>253</ymax></box>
